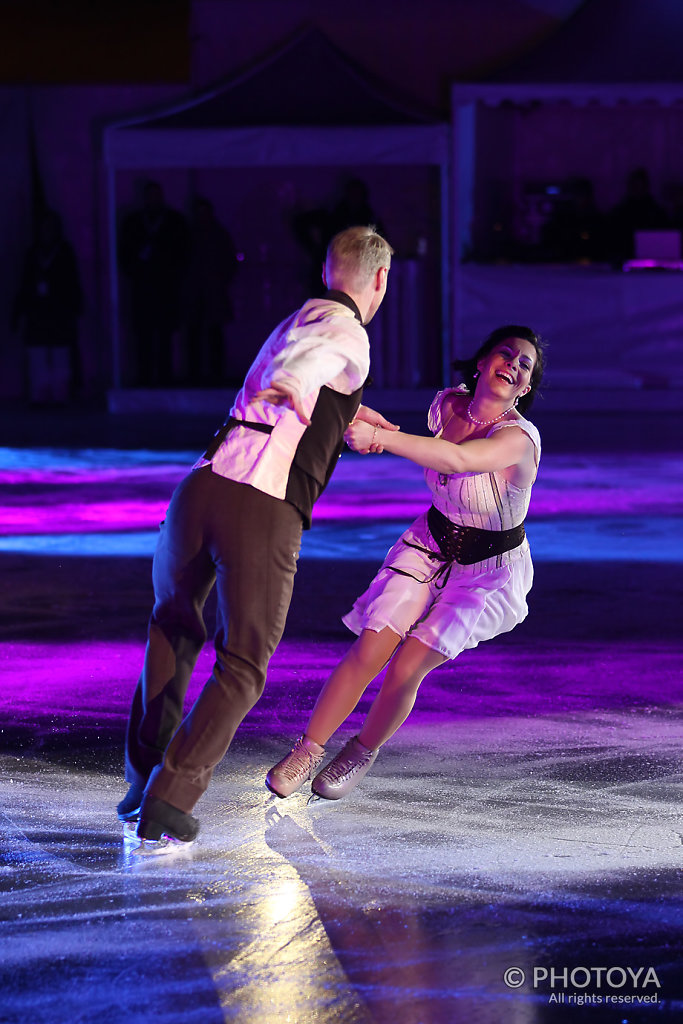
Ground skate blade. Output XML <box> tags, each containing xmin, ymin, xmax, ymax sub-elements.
<box><xmin>131</xmin><ymin>835</ymin><xmax>195</xmax><ymax>857</ymax></box>
<box><xmin>122</xmin><ymin>820</ymin><xmax>140</xmax><ymax>842</ymax></box>
<box><xmin>306</xmin><ymin>792</ymin><xmax>332</xmax><ymax>805</ymax></box>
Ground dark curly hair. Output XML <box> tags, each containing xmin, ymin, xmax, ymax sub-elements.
<box><xmin>452</xmin><ymin>325</ymin><xmax>545</xmax><ymax>415</ymax></box>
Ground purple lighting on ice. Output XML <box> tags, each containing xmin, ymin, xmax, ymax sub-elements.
<box><xmin>0</xmin><ymin>447</ymin><xmax>680</xmax><ymax>561</ymax></box>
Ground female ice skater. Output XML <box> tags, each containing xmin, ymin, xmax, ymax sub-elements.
<box><xmin>266</xmin><ymin>325</ymin><xmax>545</xmax><ymax>801</ymax></box>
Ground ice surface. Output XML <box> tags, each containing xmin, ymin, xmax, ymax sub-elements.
<box><xmin>0</xmin><ymin>445</ymin><xmax>681</xmax><ymax>1023</ymax></box>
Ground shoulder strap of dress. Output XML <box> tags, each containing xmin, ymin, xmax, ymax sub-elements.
<box><xmin>428</xmin><ymin>386</ymin><xmax>469</xmax><ymax>435</ymax></box>
<box><xmin>488</xmin><ymin>416</ymin><xmax>541</xmax><ymax>463</ymax></box>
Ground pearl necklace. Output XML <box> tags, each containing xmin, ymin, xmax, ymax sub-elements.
<box><xmin>467</xmin><ymin>399</ymin><xmax>515</xmax><ymax>426</ymax></box>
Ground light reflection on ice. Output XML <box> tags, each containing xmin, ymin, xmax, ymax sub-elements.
<box><xmin>0</xmin><ymin>519</ymin><xmax>678</xmax><ymax>562</ymax></box>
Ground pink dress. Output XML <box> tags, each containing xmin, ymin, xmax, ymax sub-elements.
<box><xmin>342</xmin><ymin>388</ymin><xmax>542</xmax><ymax>660</ymax></box>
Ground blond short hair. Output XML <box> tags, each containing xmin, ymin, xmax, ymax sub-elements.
<box><xmin>325</xmin><ymin>226</ymin><xmax>393</xmax><ymax>292</ymax></box>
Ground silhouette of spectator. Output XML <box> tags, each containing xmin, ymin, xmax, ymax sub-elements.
<box><xmin>11</xmin><ymin>210</ymin><xmax>83</xmax><ymax>405</ymax></box>
<box><xmin>118</xmin><ymin>181</ymin><xmax>189</xmax><ymax>386</ymax></box>
<box><xmin>542</xmin><ymin>177</ymin><xmax>607</xmax><ymax>263</ymax></box>
<box><xmin>292</xmin><ymin>206</ymin><xmax>330</xmax><ymax>297</ymax></box>
<box><xmin>293</xmin><ymin>177</ymin><xmax>385</xmax><ymax>296</ymax></box>
<box><xmin>665</xmin><ymin>182</ymin><xmax>683</xmax><ymax>233</ymax></box>
<box><xmin>609</xmin><ymin>168</ymin><xmax>669</xmax><ymax>261</ymax></box>
<box><xmin>184</xmin><ymin>198</ymin><xmax>239</xmax><ymax>386</ymax></box>
<box><xmin>327</xmin><ymin>177</ymin><xmax>385</xmax><ymax>241</ymax></box>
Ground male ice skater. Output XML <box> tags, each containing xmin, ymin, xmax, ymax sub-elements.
<box><xmin>118</xmin><ymin>225</ymin><xmax>396</xmax><ymax>844</ymax></box>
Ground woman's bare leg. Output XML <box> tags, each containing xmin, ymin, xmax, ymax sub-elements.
<box><xmin>305</xmin><ymin>627</ymin><xmax>401</xmax><ymax>746</ymax></box>
<box><xmin>358</xmin><ymin>636</ymin><xmax>447</xmax><ymax>750</ymax></box>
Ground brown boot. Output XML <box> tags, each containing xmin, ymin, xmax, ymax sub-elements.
<box><xmin>266</xmin><ymin>736</ymin><xmax>326</xmax><ymax>798</ymax></box>
<box><xmin>311</xmin><ymin>736</ymin><xmax>378</xmax><ymax>800</ymax></box>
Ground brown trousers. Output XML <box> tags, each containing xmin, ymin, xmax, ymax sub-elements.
<box><xmin>124</xmin><ymin>465</ymin><xmax>302</xmax><ymax>812</ymax></box>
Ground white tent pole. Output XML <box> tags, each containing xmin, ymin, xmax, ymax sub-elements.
<box><xmin>440</xmin><ymin>154</ymin><xmax>452</xmax><ymax>387</ymax></box>
<box><xmin>106</xmin><ymin>165</ymin><xmax>121</xmax><ymax>390</ymax></box>
<box><xmin>451</xmin><ymin>100</ymin><xmax>476</xmax><ymax>365</ymax></box>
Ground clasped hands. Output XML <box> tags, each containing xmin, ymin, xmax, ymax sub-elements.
<box><xmin>344</xmin><ymin>406</ymin><xmax>400</xmax><ymax>454</ymax></box>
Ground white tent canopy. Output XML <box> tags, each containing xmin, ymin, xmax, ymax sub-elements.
<box><xmin>103</xmin><ymin>29</ymin><xmax>451</xmax><ymax>389</ymax></box>
<box><xmin>449</xmin><ymin>0</ymin><xmax>683</xmax><ymax>384</ymax></box>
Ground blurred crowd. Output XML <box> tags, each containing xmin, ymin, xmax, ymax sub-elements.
<box><xmin>480</xmin><ymin>167</ymin><xmax>682</xmax><ymax>266</ymax></box>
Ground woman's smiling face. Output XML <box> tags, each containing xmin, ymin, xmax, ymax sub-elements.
<box><xmin>477</xmin><ymin>337</ymin><xmax>537</xmax><ymax>402</ymax></box>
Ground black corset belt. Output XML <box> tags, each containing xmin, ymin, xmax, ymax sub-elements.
<box><xmin>390</xmin><ymin>505</ymin><xmax>526</xmax><ymax>589</ymax></box>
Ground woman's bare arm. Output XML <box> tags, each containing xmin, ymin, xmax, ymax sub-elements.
<box><xmin>344</xmin><ymin>419</ymin><xmax>531</xmax><ymax>474</ymax></box>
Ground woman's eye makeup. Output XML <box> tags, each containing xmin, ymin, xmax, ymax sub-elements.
<box><xmin>494</xmin><ymin>347</ymin><xmax>534</xmax><ymax>373</ymax></box>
